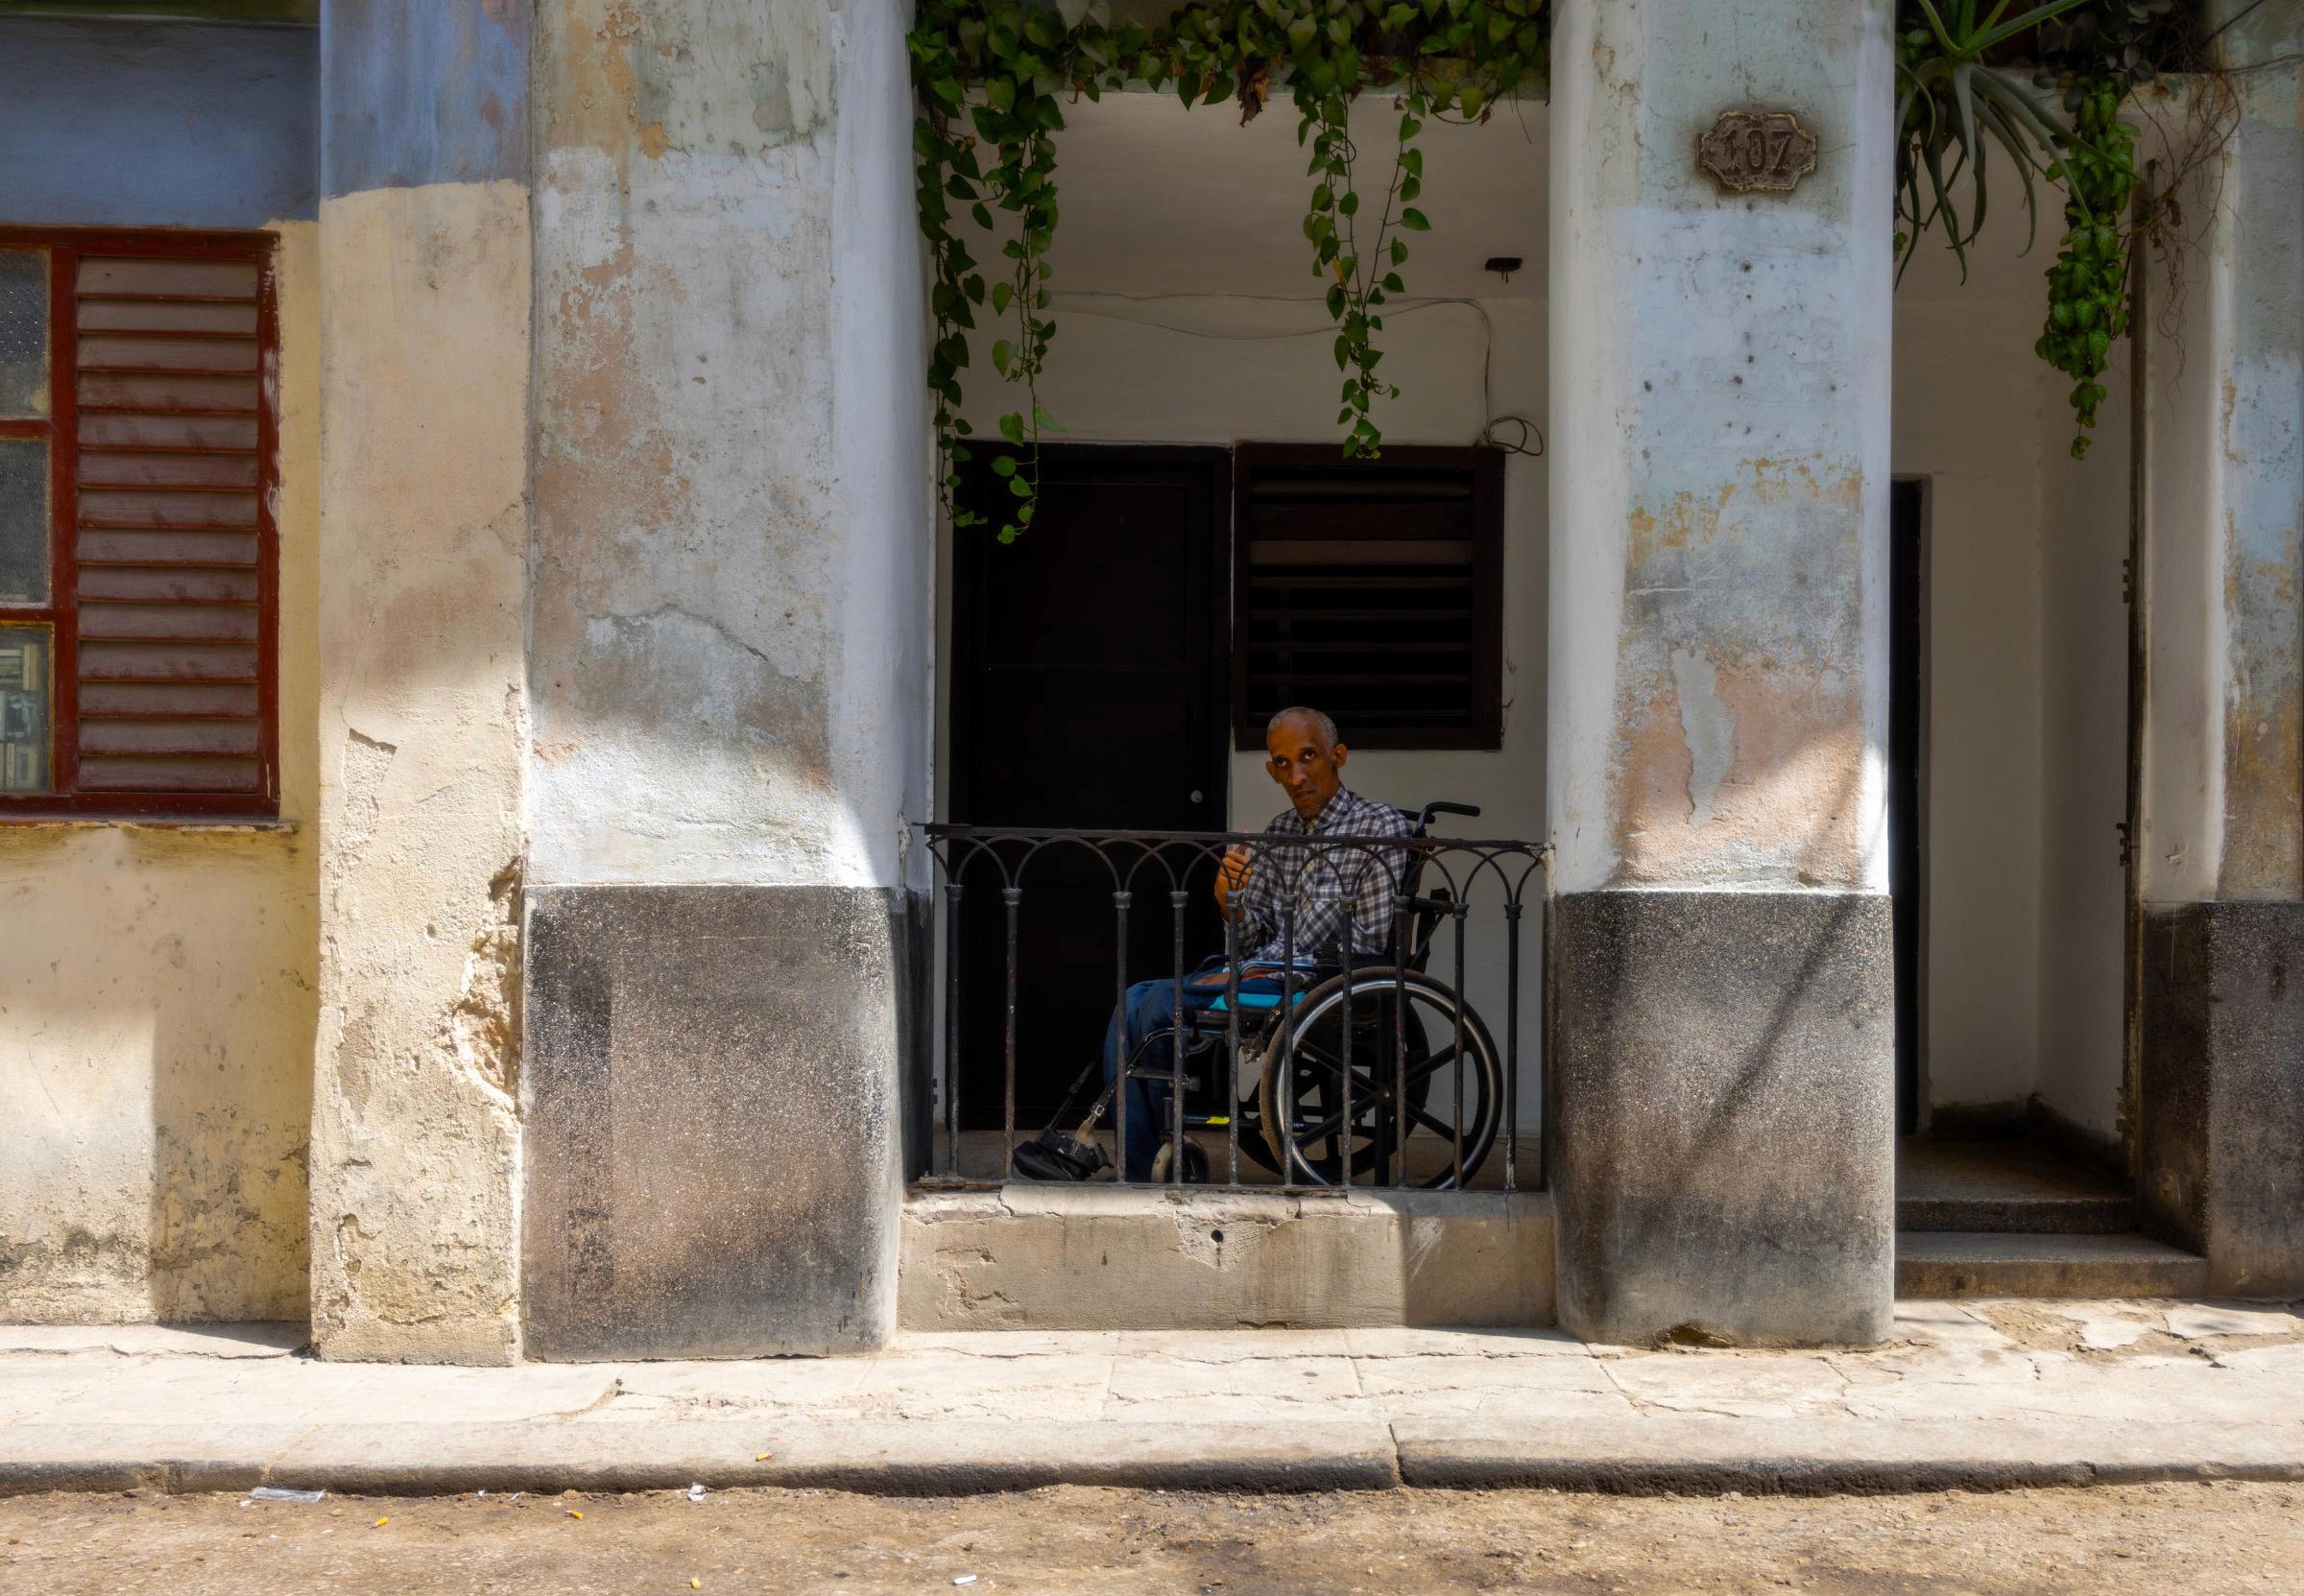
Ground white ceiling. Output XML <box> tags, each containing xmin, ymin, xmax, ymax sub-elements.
<box><xmin>972</xmin><ymin>88</ymin><xmax>1549</xmax><ymax>302</ymax></box>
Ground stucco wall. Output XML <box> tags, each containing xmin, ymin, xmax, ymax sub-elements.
<box><xmin>1548</xmin><ymin>0</ymin><xmax>1893</xmax><ymax>896</ymax></box>
<box><xmin>0</xmin><ymin>18</ymin><xmax>322</xmax><ymax>1324</ymax></box>
<box><xmin>308</xmin><ymin>179</ymin><xmax>531</xmax><ymax>1361</ymax></box>
<box><xmin>2034</xmin><ymin>347</ymin><xmax>2133</xmax><ymax>1143</ymax></box>
<box><xmin>2142</xmin><ymin>44</ymin><xmax>2304</xmax><ymax>908</ymax></box>
<box><xmin>0</xmin><ymin>222</ymin><xmax>322</xmax><ymax>1324</ymax></box>
<box><xmin>529</xmin><ymin>0</ymin><xmax>929</xmax><ymax>893</ymax></box>
<box><xmin>306</xmin><ymin>0</ymin><xmax>535</xmax><ymax>1363</ymax></box>
<box><xmin>0</xmin><ymin>17</ymin><xmax>317</xmax><ymax>228</ymax></box>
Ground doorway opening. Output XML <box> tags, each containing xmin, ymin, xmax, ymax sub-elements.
<box><xmin>946</xmin><ymin>444</ymin><xmax>1231</xmax><ymax>1124</ymax></box>
<box><xmin>1889</xmin><ymin>478</ymin><xmax>1927</xmax><ymax>1138</ymax></box>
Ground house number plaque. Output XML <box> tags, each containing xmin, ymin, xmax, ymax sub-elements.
<box><xmin>1696</xmin><ymin>109</ymin><xmax>1818</xmax><ymax>195</ymax></box>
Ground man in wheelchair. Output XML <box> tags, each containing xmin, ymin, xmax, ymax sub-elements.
<box><xmin>1017</xmin><ymin>704</ymin><xmax>1410</xmax><ymax>1183</ymax></box>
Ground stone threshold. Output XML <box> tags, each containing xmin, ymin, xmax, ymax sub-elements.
<box><xmin>900</xmin><ymin>1185</ymin><xmax>1557</xmax><ymax>1332</ymax></box>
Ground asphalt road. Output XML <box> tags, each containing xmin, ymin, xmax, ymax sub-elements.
<box><xmin>3</xmin><ymin>1479</ymin><xmax>2297</xmax><ymax>1594</ymax></box>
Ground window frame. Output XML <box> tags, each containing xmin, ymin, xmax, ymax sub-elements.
<box><xmin>0</xmin><ymin>226</ymin><xmax>280</xmax><ymax>820</ymax></box>
<box><xmin>1230</xmin><ymin>441</ymin><xmax>1506</xmax><ymax>753</ymax></box>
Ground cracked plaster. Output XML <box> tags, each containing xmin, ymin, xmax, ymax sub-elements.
<box><xmin>310</xmin><ymin>178</ymin><xmax>532</xmax><ymax>1364</ymax></box>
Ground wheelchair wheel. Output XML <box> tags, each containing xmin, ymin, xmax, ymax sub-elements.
<box><xmin>1150</xmin><ymin>1134</ymin><xmax>1211</xmax><ymax>1184</ymax></box>
<box><xmin>1257</xmin><ymin>967</ymin><xmax>1502</xmax><ymax>1190</ymax></box>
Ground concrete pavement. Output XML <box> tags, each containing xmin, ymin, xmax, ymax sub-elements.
<box><xmin>3</xmin><ymin>1298</ymin><xmax>2301</xmax><ymax>1496</ymax></box>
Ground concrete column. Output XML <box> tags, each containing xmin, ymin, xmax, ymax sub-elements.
<box><xmin>516</xmin><ymin>0</ymin><xmax>929</xmax><ymax>1358</ymax></box>
<box><xmin>1546</xmin><ymin>0</ymin><xmax>1896</xmax><ymax>1345</ymax></box>
<box><xmin>311</xmin><ymin>2</ymin><xmax>535</xmax><ymax>1362</ymax></box>
<box><xmin>2138</xmin><ymin>8</ymin><xmax>2304</xmax><ymax>1296</ymax></box>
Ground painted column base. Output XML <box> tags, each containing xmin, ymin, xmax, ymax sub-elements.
<box><xmin>519</xmin><ymin>885</ymin><xmax>912</xmax><ymax>1359</ymax></box>
<box><xmin>1549</xmin><ymin>890</ymin><xmax>1895</xmax><ymax>1346</ymax></box>
<box><xmin>2142</xmin><ymin>900</ymin><xmax>2304</xmax><ymax>1298</ymax></box>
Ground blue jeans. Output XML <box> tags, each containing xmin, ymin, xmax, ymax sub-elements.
<box><xmin>1101</xmin><ymin>959</ymin><xmax>1290</xmax><ymax>1181</ymax></box>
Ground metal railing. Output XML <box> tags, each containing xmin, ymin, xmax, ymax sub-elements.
<box><xmin>917</xmin><ymin>816</ymin><xmax>1545</xmax><ymax>1194</ymax></box>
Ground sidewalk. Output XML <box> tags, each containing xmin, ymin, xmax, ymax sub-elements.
<box><xmin>3</xmin><ymin>1298</ymin><xmax>2301</xmax><ymax>1497</ymax></box>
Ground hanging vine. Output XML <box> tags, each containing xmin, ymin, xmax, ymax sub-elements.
<box><xmin>2037</xmin><ymin>75</ymin><xmax>2138</xmax><ymax>457</ymax></box>
<box><xmin>909</xmin><ymin>0</ymin><xmax>1546</xmax><ymax>539</ymax></box>
<box><xmin>913</xmin><ymin>1</ymin><xmax>2207</xmax><ymax>538</ymax></box>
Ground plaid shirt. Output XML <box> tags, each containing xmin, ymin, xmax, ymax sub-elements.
<box><xmin>1233</xmin><ymin>787</ymin><xmax>1411</xmax><ymax>963</ymax></box>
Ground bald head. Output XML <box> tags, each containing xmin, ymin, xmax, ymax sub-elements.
<box><xmin>1266</xmin><ymin>705</ymin><xmax>1338</xmax><ymax>751</ymax></box>
<box><xmin>1263</xmin><ymin>706</ymin><xmax>1348</xmax><ymax>820</ymax></box>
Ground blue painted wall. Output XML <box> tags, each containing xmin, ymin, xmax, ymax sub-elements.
<box><xmin>0</xmin><ymin>19</ymin><xmax>319</xmax><ymax>227</ymax></box>
<box><xmin>322</xmin><ymin>0</ymin><xmax>528</xmax><ymax>198</ymax></box>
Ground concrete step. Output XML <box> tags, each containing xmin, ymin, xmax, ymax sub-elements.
<box><xmin>1896</xmin><ymin>1231</ymin><xmax>2208</xmax><ymax>1298</ymax></box>
<box><xmin>1896</xmin><ymin>1192</ymin><xmax>2137</xmax><ymax>1234</ymax></box>
<box><xmin>1896</xmin><ymin>1139</ymin><xmax>2136</xmax><ymax>1234</ymax></box>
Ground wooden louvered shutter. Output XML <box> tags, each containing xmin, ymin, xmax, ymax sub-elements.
<box><xmin>68</xmin><ymin>246</ymin><xmax>276</xmax><ymax>809</ymax></box>
<box><xmin>1232</xmin><ymin>443</ymin><xmax>1504</xmax><ymax>751</ymax></box>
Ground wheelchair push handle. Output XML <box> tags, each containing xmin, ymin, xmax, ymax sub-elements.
<box><xmin>1412</xmin><ymin>799</ymin><xmax>1481</xmax><ymax>837</ymax></box>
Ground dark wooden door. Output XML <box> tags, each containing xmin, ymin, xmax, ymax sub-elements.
<box><xmin>1890</xmin><ymin>478</ymin><xmax>1927</xmax><ymax>1136</ymax></box>
<box><xmin>949</xmin><ymin>445</ymin><xmax>1231</xmax><ymax>1125</ymax></box>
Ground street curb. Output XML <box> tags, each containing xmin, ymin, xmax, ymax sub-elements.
<box><xmin>5</xmin><ymin>1419</ymin><xmax>2304</xmax><ymax>1499</ymax></box>
<box><xmin>1394</xmin><ymin>1455</ymin><xmax>2304</xmax><ymax>1493</ymax></box>
<box><xmin>1392</xmin><ymin>1418</ymin><xmax>2304</xmax><ymax>1495</ymax></box>
<box><xmin>0</xmin><ymin>1421</ymin><xmax>1404</xmax><ymax>1499</ymax></box>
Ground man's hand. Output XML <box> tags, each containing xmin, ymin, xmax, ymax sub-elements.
<box><xmin>1214</xmin><ymin>843</ymin><xmax>1252</xmax><ymax>912</ymax></box>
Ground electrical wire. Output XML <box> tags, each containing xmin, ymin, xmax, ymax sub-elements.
<box><xmin>1051</xmin><ymin>289</ymin><xmax>1545</xmax><ymax>457</ymax></box>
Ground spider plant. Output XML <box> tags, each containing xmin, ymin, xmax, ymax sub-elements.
<box><xmin>1896</xmin><ymin>0</ymin><xmax>2087</xmax><ymax>278</ymax></box>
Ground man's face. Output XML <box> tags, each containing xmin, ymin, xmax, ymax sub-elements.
<box><xmin>1266</xmin><ymin>716</ymin><xmax>1347</xmax><ymax>820</ymax></box>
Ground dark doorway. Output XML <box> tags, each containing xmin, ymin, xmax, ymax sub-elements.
<box><xmin>948</xmin><ymin>445</ymin><xmax>1232</xmax><ymax>1125</ymax></box>
<box><xmin>1889</xmin><ymin>478</ymin><xmax>1928</xmax><ymax>1135</ymax></box>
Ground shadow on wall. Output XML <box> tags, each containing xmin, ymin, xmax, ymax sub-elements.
<box><xmin>0</xmin><ymin>826</ymin><xmax>318</xmax><ymax>1324</ymax></box>
<box><xmin>1553</xmin><ymin>737</ymin><xmax>1895</xmax><ymax>1336</ymax></box>
<box><xmin>147</xmin><ymin>839</ymin><xmax>320</xmax><ymax>1322</ymax></box>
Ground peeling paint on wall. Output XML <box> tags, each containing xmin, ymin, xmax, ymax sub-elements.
<box><xmin>1606</xmin><ymin>459</ymin><xmax>1872</xmax><ymax>887</ymax></box>
<box><xmin>2141</xmin><ymin>24</ymin><xmax>2304</xmax><ymax>906</ymax></box>
<box><xmin>1668</xmin><ymin>647</ymin><xmax>1735</xmax><ymax>827</ymax></box>
<box><xmin>312</xmin><ymin>179</ymin><xmax>531</xmax><ymax>1363</ymax></box>
<box><xmin>530</xmin><ymin>0</ymin><xmax>921</xmax><ymax>891</ymax></box>
<box><xmin>1548</xmin><ymin>0</ymin><xmax>1892</xmax><ymax>894</ymax></box>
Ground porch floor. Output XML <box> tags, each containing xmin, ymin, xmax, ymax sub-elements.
<box><xmin>934</xmin><ymin>1129</ymin><xmax>1542</xmax><ymax>1190</ymax></box>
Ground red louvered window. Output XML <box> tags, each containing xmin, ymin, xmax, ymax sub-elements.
<box><xmin>0</xmin><ymin>229</ymin><xmax>277</xmax><ymax>818</ymax></box>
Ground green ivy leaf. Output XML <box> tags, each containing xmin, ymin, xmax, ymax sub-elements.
<box><xmin>998</xmin><ymin>412</ymin><xmax>1026</xmax><ymax>445</ymax></box>
<box><xmin>1400</xmin><ymin>207</ymin><xmax>1430</xmax><ymax>230</ymax></box>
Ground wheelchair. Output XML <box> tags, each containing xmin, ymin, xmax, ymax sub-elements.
<box><xmin>1012</xmin><ymin>800</ymin><xmax>1506</xmax><ymax>1190</ymax></box>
